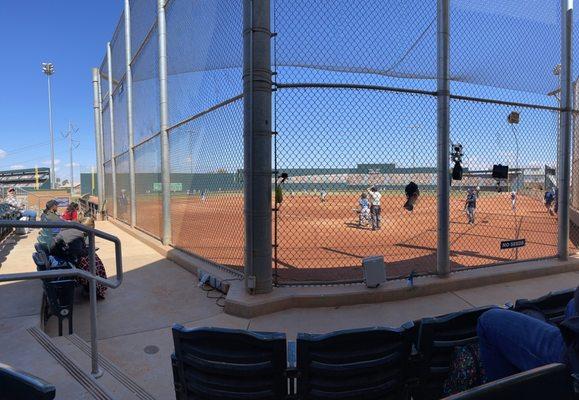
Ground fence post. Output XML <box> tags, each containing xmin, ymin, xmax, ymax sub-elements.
<box><xmin>558</xmin><ymin>0</ymin><xmax>573</xmax><ymax>260</ymax></box>
<box><xmin>125</xmin><ymin>0</ymin><xmax>137</xmax><ymax>228</ymax></box>
<box><xmin>97</xmin><ymin>71</ymin><xmax>106</xmax><ymax>205</ymax></box>
<box><xmin>88</xmin><ymin>231</ymin><xmax>103</xmax><ymax>378</ymax></box>
<box><xmin>243</xmin><ymin>0</ymin><xmax>273</xmax><ymax>294</ymax></box>
<box><xmin>92</xmin><ymin>68</ymin><xmax>104</xmax><ymax>210</ymax></box>
<box><xmin>436</xmin><ymin>0</ymin><xmax>451</xmax><ymax>276</ymax></box>
<box><xmin>107</xmin><ymin>42</ymin><xmax>118</xmax><ymax>219</ymax></box>
<box><xmin>157</xmin><ymin>0</ymin><xmax>172</xmax><ymax>245</ymax></box>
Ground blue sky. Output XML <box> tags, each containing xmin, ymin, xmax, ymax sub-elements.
<box><xmin>0</xmin><ymin>1</ymin><xmax>123</xmax><ymax>182</ymax></box>
<box><xmin>0</xmin><ymin>0</ymin><xmax>570</xmax><ymax>184</ymax></box>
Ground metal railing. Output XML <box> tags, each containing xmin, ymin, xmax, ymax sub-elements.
<box><xmin>0</xmin><ymin>220</ymin><xmax>123</xmax><ymax>378</ymax></box>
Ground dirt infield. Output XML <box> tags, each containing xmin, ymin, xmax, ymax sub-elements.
<box><xmin>132</xmin><ymin>191</ymin><xmax>577</xmax><ymax>284</ymax></box>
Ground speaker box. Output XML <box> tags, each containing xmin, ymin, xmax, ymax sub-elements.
<box><xmin>362</xmin><ymin>256</ymin><xmax>386</xmax><ymax>288</ymax></box>
<box><xmin>492</xmin><ymin>164</ymin><xmax>509</xmax><ymax>180</ymax></box>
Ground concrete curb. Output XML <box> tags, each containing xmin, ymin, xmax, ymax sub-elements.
<box><xmin>223</xmin><ymin>257</ymin><xmax>579</xmax><ymax>318</ymax></box>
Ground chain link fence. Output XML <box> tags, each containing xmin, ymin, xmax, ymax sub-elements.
<box><xmin>115</xmin><ymin>152</ymin><xmax>130</xmax><ymax>224</ymax></box>
<box><xmin>96</xmin><ymin>0</ymin><xmax>577</xmax><ymax>286</ymax></box>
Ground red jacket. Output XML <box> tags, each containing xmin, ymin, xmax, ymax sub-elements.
<box><xmin>61</xmin><ymin>210</ymin><xmax>78</xmax><ymax>221</ymax></box>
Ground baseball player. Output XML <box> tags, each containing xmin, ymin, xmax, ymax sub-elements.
<box><xmin>511</xmin><ymin>190</ymin><xmax>517</xmax><ymax>211</ymax></box>
<box><xmin>358</xmin><ymin>192</ymin><xmax>370</xmax><ymax>227</ymax></box>
<box><xmin>367</xmin><ymin>186</ymin><xmax>382</xmax><ymax>230</ymax></box>
<box><xmin>464</xmin><ymin>188</ymin><xmax>477</xmax><ymax>224</ymax></box>
<box><xmin>320</xmin><ymin>189</ymin><xmax>327</xmax><ymax>203</ymax></box>
<box><xmin>545</xmin><ymin>189</ymin><xmax>555</xmax><ymax>215</ymax></box>
<box><xmin>201</xmin><ymin>189</ymin><xmax>207</xmax><ymax>202</ymax></box>
<box><xmin>403</xmin><ymin>181</ymin><xmax>420</xmax><ymax>211</ymax></box>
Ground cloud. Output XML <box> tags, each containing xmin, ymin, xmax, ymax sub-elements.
<box><xmin>9</xmin><ymin>165</ymin><xmax>25</xmax><ymax>170</ymax></box>
<box><xmin>0</xmin><ymin>149</ymin><xmax>6</xmax><ymax>159</ymax></box>
<box><xmin>64</xmin><ymin>162</ymin><xmax>81</xmax><ymax>167</ymax></box>
<box><xmin>42</xmin><ymin>159</ymin><xmax>61</xmax><ymax>166</ymax></box>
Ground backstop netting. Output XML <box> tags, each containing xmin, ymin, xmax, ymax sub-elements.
<box><xmin>97</xmin><ymin>0</ymin><xmax>579</xmax><ymax>285</ymax></box>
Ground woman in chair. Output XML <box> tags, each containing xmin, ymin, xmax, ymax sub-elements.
<box><xmin>49</xmin><ymin>217</ymin><xmax>108</xmax><ymax>299</ymax></box>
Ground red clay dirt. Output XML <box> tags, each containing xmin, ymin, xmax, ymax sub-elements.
<box><xmin>133</xmin><ymin>192</ymin><xmax>576</xmax><ymax>284</ymax></box>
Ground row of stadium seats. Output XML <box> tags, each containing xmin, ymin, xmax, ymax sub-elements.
<box><xmin>170</xmin><ymin>287</ymin><xmax>576</xmax><ymax>400</ymax></box>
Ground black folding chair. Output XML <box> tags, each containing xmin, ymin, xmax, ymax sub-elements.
<box><xmin>0</xmin><ymin>362</ymin><xmax>56</xmax><ymax>400</ymax></box>
<box><xmin>43</xmin><ymin>280</ymin><xmax>75</xmax><ymax>336</ymax></box>
<box><xmin>296</xmin><ymin>323</ymin><xmax>416</xmax><ymax>400</ymax></box>
<box><xmin>171</xmin><ymin>325</ymin><xmax>287</xmax><ymax>400</ymax></box>
<box><xmin>512</xmin><ymin>288</ymin><xmax>575</xmax><ymax>325</ymax></box>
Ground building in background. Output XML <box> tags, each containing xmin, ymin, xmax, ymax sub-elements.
<box><xmin>0</xmin><ymin>168</ymin><xmax>51</xmax><ymax>192</ymax></box>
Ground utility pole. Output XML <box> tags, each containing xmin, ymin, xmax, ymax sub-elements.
<box><xmin>62</xmin><ymin>122</ymin><xmax>80</xmax><ymax>196</ymax></box>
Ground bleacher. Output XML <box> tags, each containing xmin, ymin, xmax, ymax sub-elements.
<box><xmin>170</xmin><ymin>288</ymin><xmax>576</xmax><ymax>400</ymax></box>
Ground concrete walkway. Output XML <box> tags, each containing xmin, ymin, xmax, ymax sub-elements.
<box><xmin>0</xmin><ymin>221</ymin><xmax>578</xmax><ymax>399</ymax></box>
<box><xmin>0</xmin><ymin>230</ymin><xmax>100</xmax><ymax>399</ymax></box>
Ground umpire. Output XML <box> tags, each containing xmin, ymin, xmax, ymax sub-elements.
<box><xmin>367</xmin><ymin>186</ymin><xmax>382</xmax><ymax>230</ymax></box>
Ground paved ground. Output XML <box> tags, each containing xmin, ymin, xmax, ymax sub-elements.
<box><xmin>0</xmin><ymin>222</ymin><xmax>578</xmax><ymax>399</ymax></box>
<box><xmin>0</xmin><ymin>230</ymin><xmax>97</xmax><ymax>399</ymax></box>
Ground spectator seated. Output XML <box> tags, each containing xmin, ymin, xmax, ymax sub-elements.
<box><xmin>414</xmin><ymin>306</ymin><xmax>498</xmax><ymax>400</ymax></box>
<box><xmin>296</xmin><ymin>323</ymin><xmax>416</xmax><ymax>400</ymax></box>
<box><xmin>441</xmin><ymin>363</ymin><xmax>573</xmax><ymax>400</ymax></box>
<box><xmin>0</xmin><ymin>362</ymin><xmax>56</xmax><ymax>400</ymax></box>
<box><xmin>171</xmin><ymin>325</ymin><xmax>287</xmax><ymax>400</ymax></box>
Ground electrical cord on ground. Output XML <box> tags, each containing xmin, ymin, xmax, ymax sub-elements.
<box><xmin>199</xmin><ymin>277</ymin><xmax>243</xmax><ymax>308</ymax></box>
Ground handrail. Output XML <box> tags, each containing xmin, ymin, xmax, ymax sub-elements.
<box><xmin>0</xmin><ymin>220</ymin><xmax>123</xmax><ymax>378</ymax></box>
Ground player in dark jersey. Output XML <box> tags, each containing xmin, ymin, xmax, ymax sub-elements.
<box><xmin>465</xmin><ymin>188</ymin><xmax>477</xmax><ymax>224</ymax></box>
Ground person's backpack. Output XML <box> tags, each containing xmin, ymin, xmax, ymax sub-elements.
<box><xmin>442</xmin><ymin>343</ymin><xmax>486</xmax><ymax>396</ymax></box>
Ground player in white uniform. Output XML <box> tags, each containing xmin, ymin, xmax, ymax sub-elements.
<box><xmin>367</xmin><ymin>186</ymin><xmax>382</xmax><ymax>230</ymax></box>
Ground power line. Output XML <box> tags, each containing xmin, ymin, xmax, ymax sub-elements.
<box><xmin>0</xmin><ymin>137</ymin><xmax>66</xmax><ymax>157</ymax></box>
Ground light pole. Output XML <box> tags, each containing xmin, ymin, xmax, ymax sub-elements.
<box><xmin>42</xmin><ymin>62</ymin><xmax>56</xmax><ymax>189</ymax></box>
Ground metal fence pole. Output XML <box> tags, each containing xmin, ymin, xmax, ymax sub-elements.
<box><xmin>92</xmin><ymin>68</ymin><xmax>104</xmax><ymax>209</ymax></box>
<box><xmin>88</xmin><ymin>232</ymin><xmax>103</xmax><ymax>378</ymax></box>
<box><xmin>97</xmin><ymin>72</ymin><xmax>106</xmax><ymax>205</ymax></box>
<box><xmin>243</xmin><ymin>0</ymin><xmax>273</xmax><ymax>293</ymax></box>
<box><xmin>157</xmin><ymin>0</ymin><xmax>172</xmax><ymax>245</ymax></box>
<box><xmin>436</xmin><ymin>0</ymin><xmax>451</xmax><ymax>276</ymax></box>
<box><xmin>107</xmin><ymin>42</ymin><xmax>118</xmax><ymax>219</ymax></box>
<box><xmin>125</xmin><ymin>0</ymin><xmax>137</xmax><ymax>228</ymax></box>
<box><xmin>558</xmin><ymin>0</ymin><xmax>573</xmax><ymax>260</ymax></box>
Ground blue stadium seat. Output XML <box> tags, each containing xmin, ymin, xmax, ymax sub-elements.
<box><xmin>171</xmin><ymin>325</ymin><xmax>287</xmax><ymax>400</ymax></box>
<box><xmin>414</xmin><ymin>306</ymin><xmax>497</xmax><ymax>400</ymax></box>
<box><xmin>512</xmin><ymin>288</ymin><xmax>574</xmax><ymax>325</ymax></box>
<box><xmin>440</xmin><ymin>363</ymin><xmax>574</xmax><ymax>400</ymax></box>
<box><xmin>296</xmin><ymin>322</ymin><xmax>416</xmax><ymax>400</ymax></box>
<box><xmin>0</xmin><ymin>362</ymin><xmax>56</xmax><ymax>400</ymax></box>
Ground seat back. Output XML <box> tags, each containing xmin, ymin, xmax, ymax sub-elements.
<box><xmin>32</xmin><ymin>252</ymin><xmax>48</xmax><ymax>272</ymax></box>
<box><xmin>441</xmin><ymin>363</ymin><xmax>573</xmax><ymax>400</ymax></box>
<box><xmin>171</xmin><ymin>325</ymin><xmax>287</xmax><ymax>400</ymax></box>
<box><xmin>296</xmin><ymin>323</ymin><xmax>415</xmax><ymax>400</ymax></box>
<box><xmin>0</xmin><ymin>362</ymin><xmax>56</xmax><ymax>400</ymax></box>
<box><xmin>35</xmin><ymin>242</ymin><xmax>50</xmax><ymax>258</ymax></box>
<box><xmin>513</xmin><ymin>288</ymin><xmax>574</xmax><ymax>325</ymax></box>
<box><xmin>43</xmin><ymin>280</ymin><xmax>75</xmax><ymax>318</ymax></box>
<box><xmin>415</xmin><ymin>306</ymin><xmax>497</xmax><ymax>400</ymax></box>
